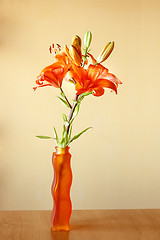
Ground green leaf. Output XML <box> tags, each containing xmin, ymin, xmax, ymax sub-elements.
<box><xmin>72</xmin><ymin>103</ymin><xmax>80</xmax><ymax>119</ymax></box>
<box><xmin>72</xmin><ymin>99</ymin><xmax>79</xmax><ymax>103</ymax></box>
<box><xmin>77</xmin><ymin>95</ymin><xmax>84</xmax><ymax>102</ymax></box>
<box><xmin>53</xmin><ymin>127</ymin><xmax>59</xmax><ymax>142</ymax></box>
<box><xmin>68</xmin><ymin>125</ymin><xmax>72</xmax><ymax>140</ymax></box>
<box><xmin>78</xmin><ymin>92</ymin><xmax>93</xmax><ymax>103</ymax></box>
<box><xmin>62</xmin><ymin>113</ymin><xmax>68</xmax><ymax>122</ymax></box>
<box><xmin>36</xmin><ymin>136</ymin><xmax>55</xmax><ymax>139</ymax></box>
<box><xmin>69</xmin><ymin>104</ymin><xmax>80</xmax><ymax>126</ymax></box>
<box><xmin>81</xmin><ymin>91</ymin><xmax>93</xmax><ymax>97</ymax></box>
<box><xmin>67</xmin><ymin>127</ymin><xmax>92</xmax><ymax>145</ymax></box>
<box><xmin>62</xmin><ymin>113</ymin><xmax>69</xmax><ymax>127</ymax></box>
<box><xmin>60</xmin><ymin>125</ymin><xmax>68</xmax><ymax>147</ymax></box>
<box><xmin>69</xmin><ymin>118</ymin><xmax>74</xmax><ymax>125</ymax></box>
<box><xmin>57</xmin><ymin>96</ymin><xmax>71</xmax><ymax>108</ymax></box>
<box><xmin>62</xmin><ymin>125</ymin><xmax>67</xmax><ymax>139</ymax></box>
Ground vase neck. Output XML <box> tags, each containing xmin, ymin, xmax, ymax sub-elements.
<box><xmin>55</xmin><ymin>146</ymin><xmax>70</xmax><ymax>154</ymax></box>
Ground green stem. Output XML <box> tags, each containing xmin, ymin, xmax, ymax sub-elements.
<box><xmin>82</xmin><ymin>48</ymin><xmax>88</xmax><ymax>68</ymax></box>
<box><xmin>60</xmin><ymin>87</ymin><xmax>72</xmax><ymax>109</ymax></box>
<box><xmin>66</xmin><ymin>95</ymin><xmax>79</xmax><ymax>134</ymax></box>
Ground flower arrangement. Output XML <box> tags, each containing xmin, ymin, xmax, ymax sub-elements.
<box><xmin>34</xmin><ymin>31</ymin><xmax>122</xmax><ymax>231</ymax></box>
<box><xmin>34</xmin><ymin>31</ymin><xmax>122</xmax><ymax>147</ymax></box>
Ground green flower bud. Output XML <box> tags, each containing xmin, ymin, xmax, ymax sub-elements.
<box><xmin>84</xmin><ymin>31</ymin><xmax>92</xmax><ymax>49</ymax></box>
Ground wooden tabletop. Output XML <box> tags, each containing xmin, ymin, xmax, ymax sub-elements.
<box><xmin>0</xmin><ymin>209</ymin><xmax>160</xmax><ymax>240</ymax></box>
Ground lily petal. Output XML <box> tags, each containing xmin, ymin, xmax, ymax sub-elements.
<box><xmin>93</xmin><ymin>79</ymin><xmax>117</xmax><ymax>94</ymax></box>
<box><xmin>87</xmin><ymin>65</ymin><xmax>101</xmax><ymax>82</ymax></box>
<box><xmin>40</xmin><ymin>62</ymin><xmax>63</xmax><ymax>74</ymax></box>
<box><xmin>105</xmin><ymin>73</ymin><xmax>122</xmax><ymax>85</ymax></box>
<box><xmin>33</xmin><ymin>83</ymin><xmax>52</xmax><ymax>91</ymax></box>
<box><xmin>92</xmin><ymin>87</ymin><xmax>105</xmax><ymax>96</ymax></box>
<box><xmin>72</xmin><ymin>64</ymin><xmax>87</xmax><ymax>84</ymax></box>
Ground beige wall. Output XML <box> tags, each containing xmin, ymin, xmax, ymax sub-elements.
<box><xmin>0</xmin><ymin>0</ymin><xmax>160</xmax><ymax>210</ymax></box>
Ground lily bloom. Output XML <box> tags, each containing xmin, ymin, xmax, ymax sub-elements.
<box><xmin>33</xmin><ymin>51</ymin><xmax>71</xmax><ymax>91</ymax></box>
<box><xmin>71</xmin><ymin>64</ymin><xmax>122</xmax><ymax>97</ymax></box>
<box><xmin>33</xmin><ymin>62</ymin><xmax>68</xmax><ymax>90</ymax></box>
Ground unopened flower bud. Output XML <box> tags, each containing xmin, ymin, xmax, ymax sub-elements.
<box><xmin>84</xmin><ymin>31</ymin><xmax>92</xmax><ymax>49</ymax></box>
<box><xmin>69</xmin><ymin>45</ymin><xmax>82</xmax><ymax>66</ymax></box>
<box><xmin>72</xmin><ymin>35</ymin><xmax>81</xmax><ymax>47</ymax></box>
<box><xmin>97</xmin><ymin>41</ymin><xmax>114</xmax><ymax>63</ymax></box>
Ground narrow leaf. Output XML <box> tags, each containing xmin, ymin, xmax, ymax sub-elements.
<box><xmin>78</xmin><ymin>92</ymin><xmax>93</xmax><ymax>103</ymax></box>
<box><xmin>36</xmin><ymin>136</ymin><xmax>55</xmax><ymax>139</ymax></box>
<box><xmin>68</xmin><ymin>127</ymin><xmax>92</xmax><ymax>144</ymax></box>
<box><xmin>57</xmin><ymin>96</ymin><xmax>70</xmax><ymax>108</ymax></box>
<box><xmin>62</xmin><ymin>125</ymin><xmax>67</xmax><ymax>139</ymax></box>
<box><xmin>53</xmin><ymin>127</ymin><xmax>59</xmax><ymax>142</ymax></box>
<box><xmin>78</xmin><ymin>95</ymin><xmax>84</xmax><ymax>102</ymax></box>
<box><xmin>81</xmin><ymin>91</ymin><xmax>93</xmax><ymax>97</ymax></box>
<box><xmin>72</xmin><ymin>103</ymin><xmax>80</xmax><ymax>119</ymax></box>
<box><xmin>62</xmin><ymin>113</ymin><xmax>69</xmax><ymax>127</ymax></box>
<box><xmin>69</xmin><ymin>117</ymin><xmax>74</xmax><ymax>125</ymax></box>
<box><xmin>60</xmin><ymin>125</ymin><xmax>68</xmax><ymax>147</ymax></box>
<box><xmin>68</xmin><ymin>125</ymin><xmax>72</xmax><ymax>140</ymax></box>
<box><xmin>62</xmin><ymin>113</ymin><xmax>68</xmax><ymax>122</ymax></box>
<box><xmin>72</xmin><ymin>99</ymin><xmax>79</xmax><ymax>103</ymax></box>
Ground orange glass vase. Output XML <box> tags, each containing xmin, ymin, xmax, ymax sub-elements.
<box><xmin>51</xmin><ymin>146</ymin><xmax>72</xmax><ymax>231</ymax></box>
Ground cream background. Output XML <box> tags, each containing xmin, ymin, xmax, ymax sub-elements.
<box><xmin>0</xmin><ymin>0</ymin><xmax>160</xmax><ymax>210</ymax></box>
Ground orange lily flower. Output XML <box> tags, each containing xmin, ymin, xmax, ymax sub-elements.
<box><xmin>33</xmin><ymin>51</ymin><xmax>71</xmax><ymax>91</ymax></box>
<box><xmin>71</xmin><ymin>64</ymin><xmax>122</xmax><ymax>96</ymax></box>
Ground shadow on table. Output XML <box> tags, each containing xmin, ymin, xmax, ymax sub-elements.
<box><xmin>70</xmin><ymin>213</ymin><xmax>158</xmax><ymax>232</ymax></box>
<box><xmin>50</xmin><ymin>229</ymin><xmax>69</xmax><ymax>240</ymax></box>
<box><xmin>71</xmin><ymin>222</ymin><xmax>107</xmax><ymax>231</ymax></box>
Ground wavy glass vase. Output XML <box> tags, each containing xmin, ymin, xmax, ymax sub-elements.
<box><xmin>51</xmin><ymin>146</ymin><xmax>72</xmax><ymax>231</ymax></box>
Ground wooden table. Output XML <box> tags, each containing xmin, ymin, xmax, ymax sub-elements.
<box><xmin>0</xmin><ymin>209</ymin><xmax>160</xmax><ymax>240</ymax></box>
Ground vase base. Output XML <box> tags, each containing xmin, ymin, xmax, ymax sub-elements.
<box><xmin>52</xmin><ymin>225</ymin><xmax>70</xmax><ymax>231</ymax></box>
